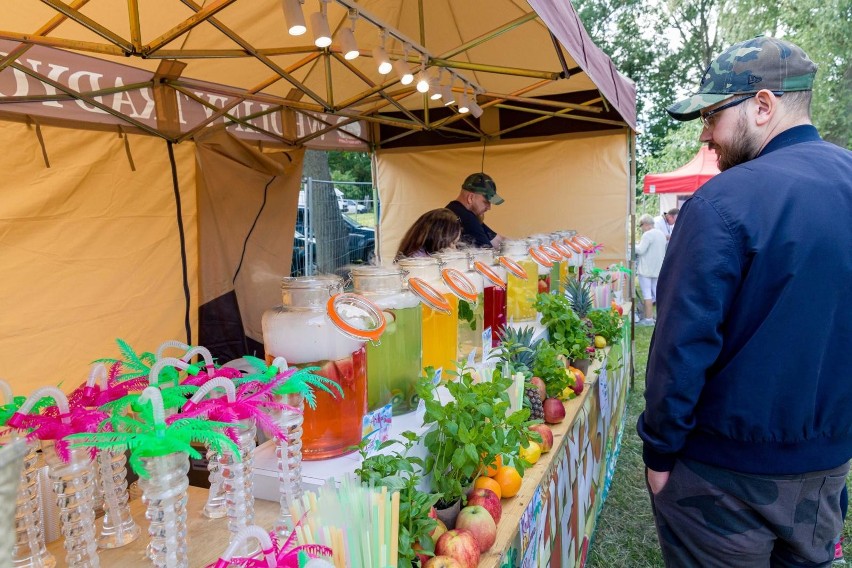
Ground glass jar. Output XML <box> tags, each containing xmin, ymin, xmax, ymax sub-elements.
<box><xmin>527</xmin><ymin>238</ymin><xmax>554</xmax><ymax>297</ymax></box>
<box><xmin>500</xmin><ymin>240</ymin><xmax>538</xmax><ymax>322</ymax></box>
<box><xmin>561</xmin><ymin>233</ymin><xmax>583</xmax><ymax>278</ymax></box>
<box><xmin>262</xmin><ymin>275</ymin><xmax>385</xmax><ymax>460</ymax></box>
<box><xmin>469</xmin><ymin>248</ymin><xmax>507</xmax><ymax>348</ymax></box>
<box><xmin>350</xmin><ymin>266</ymin><xmax>423</xmax><ymax>414</ymax></box>
<box><xmin>434</xmin><ymin>251</ymin><xmax>483</xmax><ymax>364</ymax></box>
<box><xmin>397</xmin><ymin>257</ymin><xmax>459</xmax><ymax>377</ymax></box>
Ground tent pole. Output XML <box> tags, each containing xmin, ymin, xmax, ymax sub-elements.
<box><xmin>430</xmin><ymin>59</ymin><xmax>560</xmax><ymax>81</ymax></box>
<box><xmin>482</xmin><ymin>92</ymin><xmax>603</xmax><ymax>113</ymax></box>
<box><xmin>40</xmin><ymin>0</ymin><xmax>133</xmax><ymax>52</ymax></box>
<box><xmin>438</xmin><ymin>12</ymin><xmax>539</xmax><ymax>59</ymax></box>
<box><xmin>144</xmin><ymin>0</ymin><xmax>237</xmax><ymax>54</ymax></box>
<box><xmin>0</xmin><ymin>0</ymin><xmax>92</xmax><ymax>72</ymax></box>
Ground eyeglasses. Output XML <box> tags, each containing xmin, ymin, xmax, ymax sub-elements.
<box><xmin>700</xmin><ymin>91</ymin><xmax>784</xmax><ymax>130</ymax></box>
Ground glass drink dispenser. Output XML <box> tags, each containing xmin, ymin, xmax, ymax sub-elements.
<box><xmin>262</xmin><ymin>275</ymin><xmax>385</xmax><ymax>460</ymax></box>
<box><xmin>350</xmin><ymin>266</ymin><xmax>422</xmax><ymax>415</ymax></box>
<box><xmin>434</xmin><ymin>251</ymin><xmax>482</xmax><ymax>364</ymax></box>
<box><xmin>470</xmin><ymin>248</ymin><xmax>507</xmax><ymax>348</ymax></box>
<box><xmin>398</xmin><ymin>257</ymin><xmax>462</xmax><ymax>377</ymax></box>
<box><xmin>500</xmin><ymin>239</ymin><xmax>537</xmax><ymax>322</ymax></box>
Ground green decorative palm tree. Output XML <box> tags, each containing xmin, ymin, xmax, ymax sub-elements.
<box><xmin>67</xmin><ymin>386</ymin><xmax>238</xmax><ymax>476</ymax></box>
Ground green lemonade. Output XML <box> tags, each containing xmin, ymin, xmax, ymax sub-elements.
<box><xmin>366</xmin><ymin>305</ymin><xmax>423</xmax><ymax>414</ymax></box>
<box><xmin>457</xmin><ymin>293</ymin><xmax>485</xmax><ymax>363</ymax></box>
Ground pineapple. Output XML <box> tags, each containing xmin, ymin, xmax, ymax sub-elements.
<box><xmin>499</xmin><ymin>325</ymin><xmax>539</xmax><ymax>375</ymax></box>
<box><xmin>564</xmin><ymin>277</ymin><xmax>593</xmax><ymax>320</ymax></box>
<box><xmin>499</xmin><ymin>326</ymin><xmax>546</xmax><ymax>419</ymax></box>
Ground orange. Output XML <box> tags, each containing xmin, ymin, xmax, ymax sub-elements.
<box><xmin>482</xmin><ymin>454</ymin><xmax>503</xmax><ymax>477</ymax></box>
<box><xmin>473</xmin><ymin>476</ymin><xmax>502</xmax><ymax>499</ymax></box>
<box><xmin>493</xmin><ymin>465</ymin><xmax>523</xmax><ymax>498</ymax></box>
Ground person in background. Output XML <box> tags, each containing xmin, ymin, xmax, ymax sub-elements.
<box><xmin>638</xmin><ymin>36</ymin><xmax>852</xmax><ymax>567</ymax></box>
<box><xmin>394</xmin><ymin>208</ymin><xmax>462</xmax><ymax>260</ymax></box>
<box><xmin>445</xmin><ymin>172</ymin><xmax>506</xmax><ymax>248</ymax></box>
<box><xmin>635</xmin><ymin>214</ymin><xmax>666</xmax><ymax>325</ymax></box>
<box><xmin>653</xmin><ymin>208</ymin><xmax>679</xmax><ymax>242</ymax></box>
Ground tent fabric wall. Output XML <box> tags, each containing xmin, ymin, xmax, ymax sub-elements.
<box><xmin>0</xmin><ymin>121</ymin><xmax>197</xmax><ymax>393</ymax></box>
<box><xmin>195</xmin><ymin>128</ymin><xmax>304</xmax><ymax>361</ymax></box>
<box><xmin>377</xmin><ymin>131</ymin><xmax>630</xmax><ymax>266</ymax></box>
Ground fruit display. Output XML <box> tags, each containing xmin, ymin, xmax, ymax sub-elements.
<box><xmin>435</xmin><ymin>529</ymin><xmax>481</xmax><ymax>568</ymax></box>
<box><xmin>455</xmin><ymin>506</ymin><xmax>497</xmax><ymax>553</ymax></box>
<box><xmin>466</xmin><ymin>488</ymin><xmax>502</xmax><ymax>524</ymax></box>
<box><xmin>529</xmin><ymin>423</ymin><xmax>554</xmax><ymax>453</ymax></box>
<box><xmin>543</xmin><ymin>398</ymin><xmax>567</xmax><ymax>424</ymax></box>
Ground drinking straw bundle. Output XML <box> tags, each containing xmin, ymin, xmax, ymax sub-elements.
<box><xmin>285</xmin><ymin>476</ymin><xmax>400</xmax><ymax>568</ymax></box>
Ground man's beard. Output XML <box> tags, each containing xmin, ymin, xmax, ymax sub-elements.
<box><xmin>714</xmin><ymin>111</ymin><xmax>762</xmax><ymax>171</ymax></box>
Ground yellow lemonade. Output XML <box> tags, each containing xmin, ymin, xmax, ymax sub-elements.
<box><xmin>421</xmin><ymin>293</ymin><xmax>459</xmax><ymax>374</ymax></box>
<box><xmin>506</xmin><ymin>259</ymin><xmax>538</xmax><ymax>322</ymax></box>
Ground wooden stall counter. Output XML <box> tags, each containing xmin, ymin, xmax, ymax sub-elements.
<box><xmin>45</xmin><ymin>489</ymin><xmax>280</xmax><ymax>567</ymax></box>
<box><xmin>478</xmin><ymin>333</ymin><xmax>631</xmax><ymax>567</ymax></box>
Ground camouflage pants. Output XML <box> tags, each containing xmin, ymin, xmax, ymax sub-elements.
<box><xmin>647</xmin><ymin>457</ymin><xmax>849</xmax><ymax>567</ymax></box>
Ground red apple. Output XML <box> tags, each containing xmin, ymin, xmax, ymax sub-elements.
<box><xmin>455</xmin><ymin>506</ymin><xmax>497</xmax><ymax>553</ymax></box>
<box><xmin>428</xmin><ymin>506</ymin><xmax>438</xmax><ymax>520</ymax></box>
<box><xmin>424</xmin><ymin>556</ymin><xmax>463</xmax><ymax>568</ymax></box>
<box><xmin>435</xmin><ymin>530</ymin><xmax>481</xmax><ymax>568</ymax></box>
<box><xmin>430</xmin><ymin>518</ymin><xmax>448</xmax><ymax>542</ymax></box>
<box><xmin>530</xmin><ymin>376</ymin><xmax>547</xmax><ymax>401</ymax></box>
<box><xmin>571</xmin><ymin>373</ymin><xmax>585</xmax><ymax>395</ymax></box>
<box><xmin>466</xmin><ymin>487</ymin><xmax>502</xmax><ymax>524</ymax></box>
<box><xmin>543</xmin><ymin>398</ymin><xmax>566</xmax><ymax>424</ymax></box>
<box><xmin>538</xmin><ymin>278</ymin><xmax>549</xmax><ymax>293</ymax></box>
<box><xmin>529</xmin><ymin>423</ymin><xmax>554</xmax><ymax>453</ymax></box>
<box><xmin>413</xmin><ymin>542</ymin><xmax>431</xmax><ymax>566</ymax></box>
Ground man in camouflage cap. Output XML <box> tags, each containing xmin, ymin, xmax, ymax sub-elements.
<box><xmin>638</xmin><ymin>37</ymin><xmax>852</xmax><ymax>566</ymax></box>
<box><xmin>445</xmin><ymin>172</ymin><xmax>505</xmax><ymax>248</ymax></box>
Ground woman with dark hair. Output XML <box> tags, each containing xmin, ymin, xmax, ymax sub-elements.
<box><xmin>395</xmin><ymin>208</ymin><xmax>463</xmax><ymax>261</ymax></box>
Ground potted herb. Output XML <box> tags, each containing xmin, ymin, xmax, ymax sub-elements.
<box><xmin>355</xmin><ymin>433</ymin><xmax>442</xmax><ymax>567</ymax></box>
<box><xmin>415</xmin><ymin>366</ymin><xmax>534</xmax><ymax>528</ymax></box>
<box><xmin>534</xmin><ymin>291</ymin><xmax>592</xmax><ymax>373</ymax></box>
<box><xmin>587</xmin><ymin>307</ymin><xmax>625</xmax><ymax>345</ymax></box>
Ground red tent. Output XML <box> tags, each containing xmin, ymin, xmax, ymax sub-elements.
<box><xmin>643</xmin><ymin>146</ymin><xmax>720</xmax><ymax>194</ymax></box>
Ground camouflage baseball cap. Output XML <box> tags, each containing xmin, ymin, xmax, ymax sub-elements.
<box><xmin>462</xmin><ymin>172</ymin><xmax>504</xmax><ymax>205</ymax></box>
<box><xmin>667</xmin><ymin>36</ymin><xmax>817</xmax><ymax>121</ymax></box>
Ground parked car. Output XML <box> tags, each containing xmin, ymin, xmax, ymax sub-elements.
<box><xmin>355</xmin><ymin>201</ymin><xmax>370</xmax><ymax>213</ymax></box>
<box><xmin>339</xmin><ymin>199</ymin><xmax>358</xmax><ymax>213</ymax></box>
<box><xmin>292</xmin><ymin>207</ymin><xmax>375</xmax><ymax>275</ymax></box>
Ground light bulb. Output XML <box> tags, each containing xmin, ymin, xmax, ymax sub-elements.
<box><xmin>281</xmin><ymin>0</ymin><xmax>306</xmax><ymax>36</ymax></box>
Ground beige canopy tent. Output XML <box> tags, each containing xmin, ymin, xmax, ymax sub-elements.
<box><xmin>0</xmin><ymin>1</ymin><xmax>635</xmax><ymax>392</ymax></box>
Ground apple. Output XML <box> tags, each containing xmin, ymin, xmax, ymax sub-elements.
<box><xmin>435</xmin><ymin>530</ymin><xmax>481</xmax><ymax>568</ymax></box>
<box><xmin>571</xmin><ymin>372</ymin><xmax>585</xmax><ymax>395</ymax></box>
<box><xmin>429</xmin><ymin>506</ymin><xmax>438</xmax><ymax>520</ymax></box>
<box><xmin>413</xmin><ymin>542</ymin><xmax>431</xmax><ymax>566</ymax></box>
<box><xmin>530</xmin><ymin>376</ymin><xmax>547</xmax><ymax>401</ymax></box>
<box><xmin>454</xmin><ymin>506</ymin><xmax>497</xmax><ymax>553</ymax></box>
<box><xmin>538</xmin><ymin>278</ymin><xmax>549</xmax><ymax>293</ymax></box>
<box><xmin>466</xmin><ymin>487</ymin><xmax>502</xmax><ymax>524</ymax></box>
<box><xmin>529</xmin><ymin>423</ymin><xmax>554</xmax><ymax>453</ymax></box>
<box><xmin>543</xmin><ymin>398</ymin><xmax>566</xmax><ymax>423</ymax></box>
<box><xmin>424</xmin><ymin>556</ymin><xmax>463</xmax><ymax>568</ymax></box>
<box><xmin>430</xmin><ymin>518</ymin><xmax>448</xmax><ymax>542</ymax></box>
<box><xmin>611</xmin><ymin>301</ymin><xmax>624</xmax><ymax>316</ymax></box>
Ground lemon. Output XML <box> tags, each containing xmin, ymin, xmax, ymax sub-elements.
<box><xmin>594</xmin><ymin>335</ymin><xmax>607</xmax><ymax>348</ymax></box>
<box><xmin>520</xmin><ymin>440</ymin><xmax>542</xmax><ymax>465</ymax></box>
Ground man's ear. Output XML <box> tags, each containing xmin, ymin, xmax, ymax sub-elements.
<box><xmin>753</xmin><ymin>89</ymin><xmax>777</xmax><ymax>127</ymax></box>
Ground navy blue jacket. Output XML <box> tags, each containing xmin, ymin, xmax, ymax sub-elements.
<box><xmin>638</xmin><ymin>125</ymin><xmax>852</xmax><ymax>475</ymax></box>
<box><xmin>445</xmin><ymin>200</ymin><xmax>497</xmax><ymax>248</ymax></box>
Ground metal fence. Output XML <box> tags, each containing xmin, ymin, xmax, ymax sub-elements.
<box><xmin>293</xmin><ymin>178</ymin><xmax>378</xmax><ymax>276</ymax></box>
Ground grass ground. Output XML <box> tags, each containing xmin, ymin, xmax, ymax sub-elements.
<box><xmin>586</xmin><ymin>325</ymin><xmax>852</xmax><ymax>567</ymax></box>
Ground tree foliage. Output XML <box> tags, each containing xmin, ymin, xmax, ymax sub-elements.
<box><xmin>574</xmin><ymin>0</ymin><xmax>850</xmax><ymax>195</ymax></box>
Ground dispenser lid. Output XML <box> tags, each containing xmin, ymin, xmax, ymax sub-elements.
<box><xmin>499</xmin><ymin>256</ymin><xmax>529</xmax><ymax>280</ymax></box>
<box><xmin>325</xmin><ymin>293</ymin><xmax>387</xmax><ymax>343</ymax></box>
<box><xmin>474</xmin><ymin>261</ymin><xmax>506</xmax><ymax>289</ymax></box>
<box><xmin>528</xmin><ymin>247</ymin><xmax>553</xmax><ymax>268</ymax></box>
<box><xmin>540</xmin><ymin>245</ymin><xmax>562</xmax><ymax>262</ymax></box>
<box><xmin>407</xmin><ymin>277</ymin><xmax>452</xmax><ymax>314</ymax></box>
<box><xmin>564</xmin><ymin>239</ymin><xmax>583</xmax><ymax>254</ymax></box>
<box><xmin>551</xmin><ymin>242</ymin><xmax>573</xmax><ymax>259</ymax></box>
<box><xmin>441</xmin><ymin>268</ymin><xmax>478</xmax><ymax>302</ymax></box>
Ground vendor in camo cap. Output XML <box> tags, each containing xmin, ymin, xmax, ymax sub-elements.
<box><xmin>638</xmin><ymin>36</ymin><xmax>852</xmax><ymax>567</ymax></box>
<box><xmin>445</xmin><ymin>172</ymin><xmax>506</xmax><ymax>248</ymax></box>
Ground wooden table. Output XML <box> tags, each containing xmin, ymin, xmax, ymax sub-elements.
<box><xmin>46</xmin><ymin>488</ymin><xmax>281</xmax><ymax>567</ymax></box>
<box><xmin>478</xmin><ymin>332</ymin><xmax>632</xmax><ymax>568</ymax></box>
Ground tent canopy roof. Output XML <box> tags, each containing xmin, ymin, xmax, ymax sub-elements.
<box><xmin>0</xmin><ymin>0</ymin><xmax>635</xmax><ymax>149</ymax></box>
<box><xmin>643</xmin><ymin>145</ymin><xmax>720</xmax><ymax>194</ymax></box>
